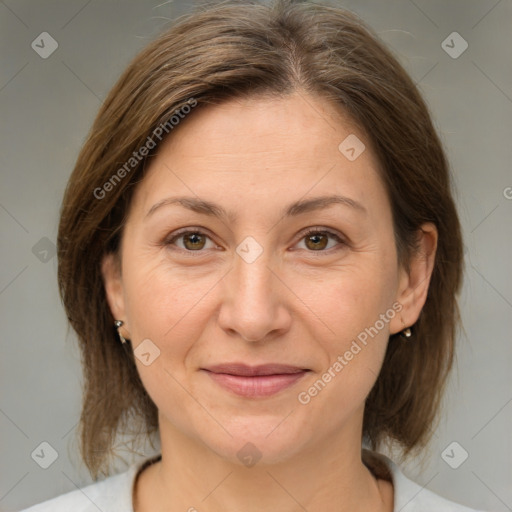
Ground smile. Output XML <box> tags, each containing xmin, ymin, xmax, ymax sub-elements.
<box><xmin>201</xmin><ymin>363</ymin><xmax>310</xmax><ymax>398</ymax></box>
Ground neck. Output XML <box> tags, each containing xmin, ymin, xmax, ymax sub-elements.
<box><xmin>135</xmin><ymin>419</ymin><xmax>392</xmax><ymax>512</ymax></box>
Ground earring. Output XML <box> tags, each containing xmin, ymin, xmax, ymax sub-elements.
<box><xmin>401</xmin><ymin>327</ymin><xmax>412</xmax><ymax>339</ymax></box>
<box><xmin>114</xmin><ymin>320</ymin><xmax>128</xmax><ymax>344</ymax></box>
<box><xmin>398</xmin><ymin>316</ymin><xmax>413</xmax><ymax>340</ymax></box>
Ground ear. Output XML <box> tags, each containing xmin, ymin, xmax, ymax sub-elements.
<box><xmin>389</xmin><ymin>223</ymin><xmax>438</xmax><ymax>334</ymax></box>
<box><xmin>101</xmin><ymin>252</ymin><xmax>129</xmax><ymax>334</ymax></box>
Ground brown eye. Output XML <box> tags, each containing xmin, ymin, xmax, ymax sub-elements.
<box><xmin>182</xmin><ymin>232</ymin><xmax>206</xmax><ymax>250</ymax></box>
<box><xmin>165</xmin><ymin>229</ymin><xmax>216</xmax><ymax>252</ymax></box>
<box><xmin>297</xmin><ymin>229</ymin><xmax>345</xmax><ymax>252</ymax></box>
<box><xmin>305</xmin><ymin>232</ymin><xmax>329</xmax><ymax>250</ymax></box>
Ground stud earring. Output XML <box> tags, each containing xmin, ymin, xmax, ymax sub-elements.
<box><xmin>114</xmin><ymin>320</ymin><xmax>128</xmax><ymax>344</ymax></box>
<box><xmin>401</xmin><ymin>327</ymin><xmax>412</xmax><ymax>339</ymax></box>
<box><xmin>399</xmin><ymin>317</ymin><xmax>413</xmax><ymax>340</ymax></box>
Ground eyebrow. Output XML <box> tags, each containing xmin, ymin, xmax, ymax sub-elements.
<box><xmin>144</xmin><ymin>194</ymin><xmax>367</xmax><ymax>222</ymax></box>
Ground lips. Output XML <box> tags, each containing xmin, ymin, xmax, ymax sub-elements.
<box><xmin>201</xmin><ymin>363</ymin><xmax>310</xmax><ymax>398</ymax></box>
<box><xmin>205</xmin><ymin>363</ymin><xmax>308</xmax><ymax>376</ymax></box>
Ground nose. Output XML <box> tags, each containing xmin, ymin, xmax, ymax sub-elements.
<box><xmin>217</xmin><ymin>247</ymin><xmax>292</xmax><ymax>343</ymax></box>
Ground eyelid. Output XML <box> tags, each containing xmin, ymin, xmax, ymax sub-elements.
<box><xmin>293</xmin><ymin>227</ymin><xmax>347</xmax><ymax>252</ymax></box>
<box><xmin>164</xmin><ymin>226</ymin><xmax>220</xmax><ymax>252</ymax></box>
<box><xmin>163</xmin><ymin>226</ymin><xmax>347</xmax><ymax>254</ymax></box>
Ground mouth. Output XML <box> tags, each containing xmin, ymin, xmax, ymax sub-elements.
<box><xmin>201</xmin><ymin>363</ymin><xmax>310</xmax><ymax>398</ymax></box>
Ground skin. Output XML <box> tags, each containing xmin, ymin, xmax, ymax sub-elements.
<box><xmin>102</xmin><ymin>91</ymin><xmax>437</xmax><ymax>512</ymax></box>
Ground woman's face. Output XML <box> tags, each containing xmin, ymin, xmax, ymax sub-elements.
<box><xmin>103</xmin><ymin>92</ymin><xmax>434</xmax><ymax>465</ymax></box>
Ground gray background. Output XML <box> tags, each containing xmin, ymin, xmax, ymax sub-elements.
<box><xmin>1</xmin><ymin>0</ymin><xmax>511</xmax><ymax>510</ymax></box>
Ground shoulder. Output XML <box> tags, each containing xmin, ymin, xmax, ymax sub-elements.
<box><xmin>18</xmin><ymin>456</ymin><xmax>157</xmax><ymax>512</ymax></box>
<box><xmin>363</xmin><ymin>449</ymin><xmax>487</xmax><ymax>512</ymax></box>
<box><xmin>18</xmin><ymin>470</ymin><xmax>135</xmax><ymax>512</ymax></box>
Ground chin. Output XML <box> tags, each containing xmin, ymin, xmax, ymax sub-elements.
<box><xmin>195</xmin><ymin>414</ymin><xmax>309</xmax><ymax>467</ymax></box>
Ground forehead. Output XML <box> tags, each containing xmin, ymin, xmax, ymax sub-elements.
<box><xmin>128</xmin><ymin>92</ymin><xmax>389</xmax><ymax>223</ymax></box>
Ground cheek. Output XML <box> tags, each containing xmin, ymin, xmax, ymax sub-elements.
<box><xmin>294</xmin><ymin>285</ymin><xmax>393</xmax><ymax>429</ymax></box>
<box><xmin>292</xmin><ymin>256</ymin><xmax>398</xmax><ymax>343</ymax></box>
<box><xmin>122</xmin><ymin>248</ymin><xmax>215</xmax><ymax>337</ymax></box>
<box><xmin>121</xmin><ymin>253</ymin><xmax>227</xmax><ymax>399</ymax></box>
<box><xmin>291</xmin><ymin>257</ymin><xmax>398</xmax><ymax>404</ymax></box>
<box><xmin>121</xmin><ymin>260</ymin><xmax>217</xmax><ymax>414</ymax></box>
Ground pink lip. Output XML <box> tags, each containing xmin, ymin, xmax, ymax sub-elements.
<box><xmin>202</xmin><ymin>363</ymin><xmax>309</xmax><ymax>398</ymax></box>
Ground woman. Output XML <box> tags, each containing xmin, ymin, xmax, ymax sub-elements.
<box><xmin>21</xmin><ymin>0</ymin><xmax>484</xmax><ymax>510</ymax></box>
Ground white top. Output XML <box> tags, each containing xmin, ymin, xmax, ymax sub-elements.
<box><xmin>19</xmin><ymin>450</ymin><xmax>486</xmax><ymax>511</ymax></box>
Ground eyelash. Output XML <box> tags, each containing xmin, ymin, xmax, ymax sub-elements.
<box><xmin>163</xmin><ymin>227</ymin><xmax>346</xmax><ymax>256</ymax></box>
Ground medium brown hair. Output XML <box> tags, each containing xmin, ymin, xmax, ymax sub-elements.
<box><xmin>57</xmin><ymin>0</ymin><xmax>463</xmax><ymax>479</ymax></box>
